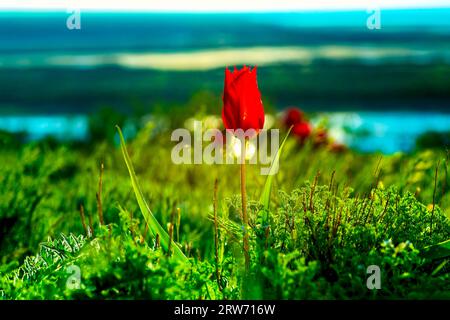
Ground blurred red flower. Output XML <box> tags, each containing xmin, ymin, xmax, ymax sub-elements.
<box><xmin>282</xmin><ymin>107</ymin><xmax>312</xmax><ymax>142</ymax></box>
<box><xmin>313</xmin><ymin>128</ymin><xmax>329</xmax><ymax>147</ymax></box>
<box><xmin>292</xmin><ymin>121</ymin><xmax>312</xmax><ymax>141</ymax></box>
<box><xmin>283</xmin><ymin>108</ymin><xmax>305</xmax><ymax>128</ymax></box>
<box><xmin>222</xmin><ymin>66</ymin><xmax>265</xmax><ymax>133</ymax></box>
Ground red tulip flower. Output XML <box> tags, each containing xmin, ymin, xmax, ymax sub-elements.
<box><xmin>222</xmin><ymin>65</ymin><xmax>265</xmax><ymax>272</ymax></box>
<box><xmin>292</xmin><ymin>121</ymin><xmax>312</xmax><ymax>142</ymax></box>
<box><xmin>283</xmin><ymin>108</ymin><xmax>305</xmax><ymax>128</ymax></box>
<box><xmin>222</xmin><ymin>66</ymin><xmax>265</xmax><ymax>134</ymax></box>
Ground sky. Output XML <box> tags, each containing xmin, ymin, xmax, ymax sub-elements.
<box><xmin>1</xmin><ymin>0</ymin><xmax>450</xmax><ymax>12</ymax></box>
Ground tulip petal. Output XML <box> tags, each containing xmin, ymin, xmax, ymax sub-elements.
<box><xmin>221</xmin><ymin>65</ymin><xmax>265</xmax><ymax>132</ymax></box>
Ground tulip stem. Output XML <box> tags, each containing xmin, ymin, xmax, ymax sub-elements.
<box><xmin>241</xmin><ymin>138</ymin><xmax>250</xmax><ymax>272</ymax></box>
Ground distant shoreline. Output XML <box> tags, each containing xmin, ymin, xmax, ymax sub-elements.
<box><xmin>0</xmin><ymin>62</ymin><xmax>449</xmax><ymax>114</ymax></box>
<box><xmin>0</xmin><ymin>111</ymin><xmax>448</xmax><ymax>153</ymax></box>
<box><xmin>1</xmin><ymin>45</ymin><xmax>448</xmax><ymax>71</ymax></box>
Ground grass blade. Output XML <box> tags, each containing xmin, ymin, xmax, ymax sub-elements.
<box><xmin>421</xmin><ymin>239</ymin><xmax>450</xmax><ymax>261</ymax></box>
<box><xmin>259</xmin><ymin>127</ymin><xmax>292</xmax><ymax>223</ymax></box>
<box><xmin>116</xmin><ymin>126</ymin><xmax>188</xmax><ymax>262</ymax></box>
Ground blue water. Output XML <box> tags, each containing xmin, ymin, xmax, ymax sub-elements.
<box><xmin>318</xmin><ymin>111</ymin><xmax>450</xmax><ymax>153</ymax></box>
<box><xmin>1</xmin><ymin>9</ymin><xmax>450</xmax><ymax>54</ymax></box>
<box><xmin>1</xmin><ymin>112</ymin><xmax>448</xmax><ymax>153</ymax></box>
<box><xmin>0</xmin><ymin>115</ymin><xmax>88</xmax><ymax>141</ymax></box>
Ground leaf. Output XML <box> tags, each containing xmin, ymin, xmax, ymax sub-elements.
<box><xmin>116</xmin><ymin>126</ymin><xmax>188</xmax><ymax>262</ymax></box>
<box><xmin>259</xmin><ymin>127</ymin><xmax>292</xmax><ymax>223</ymax></box>
<box><xmin>431</xmin><ymin>259</ymin><xmax>448</xmax><ymax>276</ymax></box>
<box><xmin>421</xmin><ymin>239</ymin><xmax>450</xmax><ymax>261</ymax></box>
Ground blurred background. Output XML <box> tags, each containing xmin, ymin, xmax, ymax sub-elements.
<box><xmin>0</xmin><ymin>0</ymin><xmax>449</xmax><ymax>153</ymax></box>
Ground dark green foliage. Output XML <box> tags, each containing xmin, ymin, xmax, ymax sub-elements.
<box><xmin>246</xmin><ymin>186</ymin><xmax>450</xmax><ymax>299</ymax></box>
<box><xmin>416</xmin><ymin>131</ymin><xmax>450</xmax><ymax>150</ymax></box>
<box><xmin>89</xmin><ymin>108</ymin><xmax>127</xmax><ymax>143</ymax></box>
<box><xmin>2</xmin><ymin>63</ymin><xmax>450</xmax><ymax>113</ymax></box>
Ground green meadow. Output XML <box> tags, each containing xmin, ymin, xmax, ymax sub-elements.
<box><xmin>0</xmin><ymin>103</ymin><xmax>449</xmax><ymax>300</ymax></box>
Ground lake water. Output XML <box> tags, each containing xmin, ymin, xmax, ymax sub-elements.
<box><xmin>0</xmin><ymin>112</ymin><xmax>448</xmax><ymax>153</ymax></box>
<box><xmin>314</xmin><ymin>111</ymin><xmax>450</xmax><ymax>153</ymax></box>
<box><xmin>0</xmin><ymin>115</ymin><xmax>89</xmax><ymax>141</ymax></box>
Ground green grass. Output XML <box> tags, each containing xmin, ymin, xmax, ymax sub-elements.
<box><xmin>0</xmin><ymin>113</ymin><xmax>449</xmax><ymax>300</ymax></box>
